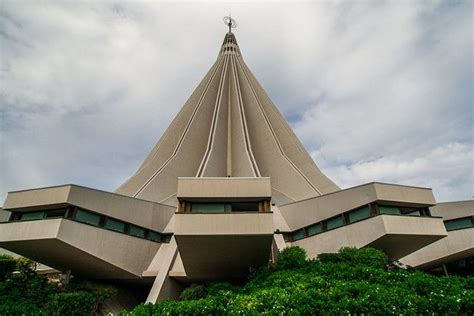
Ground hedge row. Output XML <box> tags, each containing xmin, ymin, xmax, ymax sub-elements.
<box><xmin>124</xmin><ymin>247</ymin><xmax>474</xmax><ymax>315</ymax></box>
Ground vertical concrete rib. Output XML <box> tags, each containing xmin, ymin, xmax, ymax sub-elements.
<box><xmin>235</xmin><ymin>57</ymin><xmax>323</xmax><ymax>196</ymax></box>
<box><xmin>196</xmin><ymin>54</ymin><xmax>230</xmax><ymax>177</ymax></box>
<box><xmin>131</xmin><ymin>56</ymin><xmax>226</xmax><ymax>198</ymax></box>
<box><xmin>230</xmin><ymin>54</ymin><xmax>261</xmax><ymax>177</ymax></box>
<box><xmin>226</xmin><ymin>63</ymin><xmax>232</xmax><ymax>177</ymax></box>
<box><xmin>115</xmin><ymin>59</ymin><xmax>223</xmax><ymax>197</ymax></box>
<box><xmin>239</xmin><ymin>60</ymin><xmax>340</xmax><ymax>194</ymax></box>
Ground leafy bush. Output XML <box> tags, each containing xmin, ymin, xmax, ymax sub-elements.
<box><xmin>0</xmin><ymin>255</ymin><xmax>16</xmax><ymax>281</ymax></box>
<box><xmin>125</xmin><ymin>247</ymin><xmax>474</xmax><ymax>315</ymax></box>
<box><xmin>0</xmin><ymin>256</ymin><xmax>117</xmax><ymax>314</ymax></box>
<box><xmin>179</xmin><ymin>283</ymin><xmax>207</xmax><ymax>300</ymax></box>
<box><xmin>274</xmin><ymin>246</ymin><xmax>307</xmax><ymax>270</ymax></box>
<box><xmin>45</xmin><ymin>291</ymin><xmax>96</xmax><ymax>316</ymax></box>
<box><xmin>317</xmin><ymin>246</ymin><xmax>388</xmax><ymax>269</ymax></box>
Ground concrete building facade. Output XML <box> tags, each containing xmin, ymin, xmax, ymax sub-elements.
<box><xmin>1</xmin><ymin>29</ymin><xmax>472</xmax><ymax>306</ymax></box>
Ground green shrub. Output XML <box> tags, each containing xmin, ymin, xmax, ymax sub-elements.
<box><xmin>206</xmin><ymin>282</ymin><xmax>238</xmax><ymax>296</ymax></box>
<box><xmin>318</xmin><ymin>247</ymin><xmax>388</xmax><ymax>269</ymax></box>
<box><xmin>45</xmin><ymin>291</ymin><xmax>96</xmax><ymax>316</ymax></box>
<box><xmin>179</xmin><ymin>283</ymin><xmax>207</xmax><ymax>300</ymax></box>
<box><xmin>126</xmin><ymin>247</ymin><xmax>473</xmax><ymax>315</ymax></box>
<box><xmin>0</xmin><ymin>255</ymin><xmax>16</xmax><ymax>281</ymax></box>
<box><xmin>0</xmin><ymin>256</ymin><xmax>117</xmax><ymax>315</ymax></box>
<box><xmin>275</xmin><ymin>246</ymin><xmax>307</xmax><ymax>270</ymax></box>
<box><xmin>0</xmin><ymin>300</ymin><xmax>42</xmax><ymax>315</ymax></box>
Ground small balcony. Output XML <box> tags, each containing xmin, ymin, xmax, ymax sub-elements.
<box><xmin>173</xmin><ymin>212</ymin><xmax>274</xmax><ymax>281</ymax></box>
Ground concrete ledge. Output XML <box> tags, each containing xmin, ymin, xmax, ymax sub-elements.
<box><xmin>3</xmin><ymin>185</ymin><xmax>176</xmax><ymax>232</ymax></box>
<box><xmin>280</xmin><ymin>182</ymin><xmax>436</xmax><ymax>230</ymax></box>
<box><xmin>0</xmin><ymin>219</ymin><xmax>160</xmax><ymax>281</ymax></box>
<box><xmin>429</xmin><ymin>200</ymin><xmax>474</xmax><ymax>220</ymax></box>
<box><xmin>292</xmin><ymin>215</ymin><xmax>447</xmax><ymax>260</ymax></box>
<box><xmin>174</xmin><ymin>212</ymin><xmax>274</xmax><ymax>235</ymax></box>
<box><xmin>177</xmin><ymin>177</ymin><xmax>271</xmax><ymax>201</ymax></box>
<box><xmin>173</xmin><ymin>212</ymin><xmax>273</xmax><ymax>280</ymax></box>
<box><xmin>400</xmin><ymin>228</ymin><xmax>474</xmax><ymax>268</ymax></box>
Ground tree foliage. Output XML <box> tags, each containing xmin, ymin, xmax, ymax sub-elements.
<box><xmin>0</xmin><ymin>255</ymin><xmax>117</xmax><ymax>315</ymax></box>
<box><xmin>125</xmin><ymin>247</ymin><xmax>474</xmax><ymax>315</ymax></box>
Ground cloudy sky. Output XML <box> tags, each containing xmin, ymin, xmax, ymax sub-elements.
<box><xmin>1</xmin><ymin>1</ymin><xmax>472</xmax><ymax>204</ymax></box>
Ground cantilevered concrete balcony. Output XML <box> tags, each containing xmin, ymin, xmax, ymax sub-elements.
<box><xmin>291</xmin><ymin>214</ymin><xmax>447</xmax><ymax>260</ymax></box>
<box><xmin>400</xmin><ymin>228</ymin><xmax>473</xmax><ymax>268</ymax></box>
<box><xmin>173</xmin><ymin>212</ymin><xmax>274</xmax><ymax>281</ymax></box>
<box><xmin>3</xmin><ymin>184</ymin><xmax>175</xmax><ymax>232</ymax></box>
<box><xmin>280</xmin><ymin>182</ymin><xmax>447</xmax><ymax>260</ymax></box>
<box><xmin>0</xmin><ymin>184</ymin><xmax>176</xmax><ymax>282</ymax></box>
<box><xmin>400</xmin><ymin>200</ymin><xmax>474</xmax><ymax>268</ymax></box>
<box><xmin>0</xmin><ymin>218</ymin><xmax>160</xmax><ymax>281</ymax></box>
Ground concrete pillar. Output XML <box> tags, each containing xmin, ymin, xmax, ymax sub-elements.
<box><xmin>146</xmin><ymin>237</ymin><xmax>183</xmax><ymax>303</ymax></box>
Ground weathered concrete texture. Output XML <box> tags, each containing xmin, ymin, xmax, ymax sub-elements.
<box><xmin>174</xmin><ymin>213</ymin><xmax>273</xmax><ymax>280</ymax></box>
<box><xmin>279</xmin><ymin>182</ymin><xmax>436</xmax><ymax>231</ymax></box>
<box><xmin>4</xmin><ymin>184</ymin><xmax>176</xmax><ymax>232</ymax></box>
<box><xmin>0</xmin><ymin>219</ymin><xmax>160</xmax><ymax>280</ymax></box>
<box><xmin>400</xmin><ymin>200</ymin><xmax>474</xmax><ymax>268</ymax></box>
<box><xmin>177</xmin><ymin>177</ymin><xmax>271</xmax><ymax>201</ymax></box>
<box><xmin>291</xmin><ymin>215</ymin><xmax>447</xmax><ymax>260</ymax></box>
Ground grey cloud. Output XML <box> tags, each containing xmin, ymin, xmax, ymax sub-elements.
<box><xmin>0</xmin><ymin>1</ymin><xmax>472</xmax><ymax>203</ymax></box>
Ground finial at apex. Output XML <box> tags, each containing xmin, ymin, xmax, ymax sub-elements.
<box><xmin>223</xmin><ymin>15</ymin><xmax>237</xmax><ymax>34</ymax></box>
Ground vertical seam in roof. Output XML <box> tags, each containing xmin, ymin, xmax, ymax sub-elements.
<box><xmin>231</xmin><ymin>54</ymin><xmax>261</xmax><ymax>177</ymax></box>
<box><xmin>132</xmin><ymin>56</ymin><xmax>226</xmax><ymax>198</ymax></box>
<box><xmin>135</xmin><ymin>60</ymin><xmax>222</xmax><ymax>175</ymax></box>
<box><xmin>196</xmin><ymin>54</ymin><xmax>230</xmax><ymax>177</ymax></box>
<box><xmin>235</xmin><ymin>57</ymin><xmax>323</xmax><ymax>195</ymax></box>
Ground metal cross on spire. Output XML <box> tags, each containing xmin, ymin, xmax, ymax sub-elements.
<box><xmin>223</xmin><ymin>15</ymin><xmax>237</xmax><ymax>34</ymax></box>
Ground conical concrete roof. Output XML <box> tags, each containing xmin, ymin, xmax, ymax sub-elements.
<box><xmin>115</xmin><ymin>32</ymin><xmax>339</xmax><ymax>205</ymax></box>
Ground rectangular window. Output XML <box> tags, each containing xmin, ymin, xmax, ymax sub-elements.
<box><xmin>307</xmin><ymin>223</ymin><xmax>322</xmax><ymax>236</ymax></box>
<box><xmin>148</xmin><ymin>231</ymin><xmax>162</xmax><ymax>242</ymax></box>
<box><xmin>104</xmin><ymin>218</ymin><xmax>126</xmax><ymax>233</ymax></box>
<box><xmin>129</xmin><ymin>225</ymin><xmax>146</xmax><ymax>238</ymax></box>
<box><xmin>404</xmin><ymin>209</ymin><xmax>421</xmax><ymax>216</ymax></box>
<box><xmin>20</xmin><ymin>211</ymin><xmax>45</xmax><ymax>221</ymax></box>
<box><xmin>75</xmin><ymin>209</ymin><xmax>100</xmax><ymax>226</ymax></box>
<box><xmin>326</xmin><ymin>216</ymin><xmax>344</xmax><ymax>230</ymax></box>
<box><xmin>231</xmin><ymin>202</ymin><xmax>259</xmax><ymax>212</ymax></box>
<box><xmin>348</xmin><ymin>206</ymin><xmax>370</xmax><ymax>223</ymax></box>
<box><xmin>445</xmin><ymin>218</ymin><xmax>473</xmax><ymax>231</ymax></box>
<box><xmin>283</xmin><ymin>234</ymin><xmax>291</xmax><ymax>242</ymax></box>
<box><xmin>379</xmin><ymin>206</ymin><xmax>401</xmax><ymax>215</ymax></box>
<box><xmin>45</xmin><ymin>209</ymin><xmax>66</xmax><ymax>218</ymax></box>
<box><xmin>292</xmin><ymin>229</ymin><xmax>305</xmax><ymax>241</ymax></box>
<box><xmin>161</xmin><ymin>234</ymin><xmax>172</xmax><ymax>243</ymax></box>
<box><xmin>191</xmin><ymin>203</ymin><xmax>227</xmax><ymax>213</ymax></box>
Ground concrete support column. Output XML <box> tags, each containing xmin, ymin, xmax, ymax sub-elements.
<box><xmin>146</xmin><ymin>237</ymin><xmax>183</xmax><ymax>303</ymax></box>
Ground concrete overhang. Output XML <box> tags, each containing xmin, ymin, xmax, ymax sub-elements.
<box><xmin>280</xmin><ymin>182</ymin><xmax>436</xmax><ymax>231</ymax></box>
<box><xmin>0</xmin><ymin>219</ymin><xmax>160</xmax><ymax>282</ymax></box>
<box><xmin>3</xmin><ymin>184</ymin><xmax>175</xmax><ymax>232</ymax></box>
<box><xmin>292</xmin><ymin>215</ymin><xmax>447</xmax><ymax>260</ymax></box>
<box><xmin>429</xmin><ymin>200</ymin><xmax>474</xmax><ymax>221</ymax></box>
<box><xmin>400</xmin><ymin>228</ymin><xmax>474</xmax><ymax>269</ymax></box>
<box><xmin>173</xmin><ymin>213</ymin><xmax>273</xmax><ymax>281</ymax></box>
<box><xmin>176</xmin><ymin>177</ymin><xmax>272</xmax><ymax>202</ymax></box>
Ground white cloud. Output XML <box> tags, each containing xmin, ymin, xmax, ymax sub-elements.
<box><xmin>0</xmin><ymin>1</ymin><xmax>472</xmax><ymax>203</ymax></box>
<box><xmin>315</xmin><ymin>142</ymin><xmax>473</xmax><ymax>201</ymax></box>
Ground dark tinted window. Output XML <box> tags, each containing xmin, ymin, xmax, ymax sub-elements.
<box><xmin>75</xmin><ymin>210</ymin><xmax>100</xmax><ymax>226</ymax></box>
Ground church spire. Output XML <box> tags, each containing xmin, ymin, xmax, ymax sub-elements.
<box><xmin>223</xmin><ymin>15</ymin><xmax>237</xmax><ymax>34</ymax></box>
